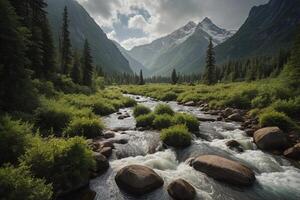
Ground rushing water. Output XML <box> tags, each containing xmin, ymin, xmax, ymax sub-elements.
<box><xmin>91</xmin><ymin>95</ymin><xmax>300</xmax><ymax>200</ymax></box>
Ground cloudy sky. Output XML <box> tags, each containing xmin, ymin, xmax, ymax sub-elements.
<box><xmin>77</xmin><ymin>0</ymin><xmax>269</xmax><ymax>50</ymax></box>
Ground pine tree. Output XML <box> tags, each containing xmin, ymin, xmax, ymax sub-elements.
<box><xmin>203</xmin><ymin>37</ymin><xmax>216</xmax><ymax>85</ymax></box>
<box><xmin>71</xmin><ymin>51</ymin><xmax>81</xmax><ymax>84</ymax></box>
<box><xmin>82</xmin><ymin>39</ymin><xmax>94</xmax><ymax>86</ymax></box>
<box><xmin>139</xmin><ymin>69</ymin><xmax>145</xmax><ymax>85</ymax></box>
<box><xmin>0</xmin><ymin>0</ymin><xmax>38</xmax><ymax>112</ymax></box>
<box><xmin>41</xmin><ymin>17</ymin><xmax>56</xmax><ymax>79</ymax></box>
<box><xmin>282</xmin><ymin>31</ymin><xmax>300</xmax><ymax>87</ymax></box>
<box><xmin>61</xmin><ymin>6</ymin><xmax>72</xmax><ymax>75</ymax></box>
<box><xmin>171</xmin><ymin>69</ymin><xmax>178</xmax><ymax>84</ymax></box>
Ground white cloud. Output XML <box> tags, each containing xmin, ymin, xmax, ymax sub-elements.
<box><xmin>107</xmin><ymin>30</ymin><xmax>118</xmax><ymax>41</ymax></box>
<box><xmin>128</xmin><ymin>15</ymin><xmax>148</xmax><ymax>30</ymax></box>
<box><xmin>77</xmin><ymin>0</ymin><xmax>269</xmax><ymax>49</ymax></box>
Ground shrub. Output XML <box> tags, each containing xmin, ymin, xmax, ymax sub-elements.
<box><xmin>154</xmin><ymin>104</ymin><xmax>174</xmax><ymax>115</ymax></box>
<box><xmin>92</xmin><ymin>101</ymin><xmax>116</xmax><ymax>116</ymax></box>
<box><xmin>121</xmin><ymin>97</ymin><xmax>137</xmax><ymax>107</ymax></box>
<box><xmin>136</xmin><ymin>113</ymin><xmax>155</xmax><ymax>127</ymax></box>
<box><xmin>32</xmin><ymin>79</ymin><xmax>58</xmax><ymax>97</ymax></box>
<box><xmin>160</xmin><ymin>92</ymin><xmax>178</xmax><ymax>101</ymax></box>
<box><xmin>34</xmin><ymin>100</ymin><xmax>73</xmax><ymax>136</ymax></box>
<box><xmin>259</xmin><ymin>110</ymin><xmax>296</xmax><ymax>131</ymax></box>
<box><xmin>160</xmin><ymin>125</ymin><xmax>192</xmax><ymax>148</ymax></box>
<box><xmin>0</xmin><ymin>166</ymin><xmax>53</xmax><ymax>200</ymax></box>
<box><xmin>224</xmin><ymin>94</ymin><xmax>252</xmax><ymax>109</ymax></box>
<box><xmin>251</xmin><ymin>94</ymin><xmax>272</xmax><ymax>108</ymax></box>
<box><xmin>173</xmin><ymin>113</ymin><xmax>199</xmax><ymax>132</ymax></box>
<box><xmin>133</xmin><ymin>105</ymin><xmax>151</xmax><ymax>117</ymax></box>
<box><xmin>271</xmin><ymin>97</ymin><xmax>300</xmax><ymax>119</ymax></box>
<box><xmin>21</xmin><ymin>137</ymin><xmax>95</xmax><ymax>194</ymax></box>
<box><xmin>0</xmin><ymin>116</ymin><xmax>33</xmax><ymax>165</ymax></box>
<box><xmin>64</xmin><ymin>117</ymin><xmax>104</xmax><ymax>138</ymax></box>
<box><xmin>153</xmin><ymin>114</ymin><xmax>173</xmax><ymax>130</ymax></box>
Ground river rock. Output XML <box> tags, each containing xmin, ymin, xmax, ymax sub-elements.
<box><xmin>101</xmin><ymin>141</ymin><xmax>115</xmax><ymax>149</ymax></box>
<box><xmin>227</xmin><ymin>113</ymin><xmax>244</xmax><ymax>122</ymax></box>
<box><xmin>192</xmin><ymin>155</ymin><xmax>255</xmax><ymax>186</ymax></box>
<box><xmin>197</xmin><ymin>116</ymin><xmax>217</xmax><ymax>122</ymax></box>
<box><xmin>167</xmin><ymin>179</ymin><xmax>196</xmax><ymax>200</ymax></box>
<box><xmin>92</xmin><ymin>152</ymin><xmax>109</xmax><ymax>176</ymax></box>
<box><xmin>226</xmin><ymin>140</ymin><xmax>244</xmax><ymax>153</ymax></box>
<box><xmin>254</xmin><ymin>127</ymin><xmax>288</xmax><ymax>150</ymax></box>
<box><xmin>245</xmin><ymin>128</ymin><xmax>255</xmax><ymax>137</ymax></box>
<box><xmin>100</xmin><ymin>147</ymin><xmax>112</xmax><ymax>158</ymax></box>
<box><xmin>184</xmin><ymin>101</ymin><xmax>196</xmax><ymax>106</ymax></box>
<box><xmin>223</xmin><ymin>108</ymin><xmax>234</xmax><ymax>117</ymax></box>
<box><xmin>103</xmin><ymin>131</ymin><xmax>115</xmax><ymax>139</ymax></box>
<box><xmin>284</xmin><ymin>143</ymin><xmax>300</xmax><ymax>160</ymax></box>
<box><xmin>115</xmin><ymin>165</ymin><xmax>164</xmax><ymax>195</ymax></box>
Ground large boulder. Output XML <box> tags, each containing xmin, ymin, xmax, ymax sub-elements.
<box><xmin>167</xmin><ymin>179</ymin><xmax>196</xmax><ymax>200</ymax></box>
<box><xmin>284</xmin><ymin>143</ymin><xmax>300</xmax><ymax>160</ymax></box>
<box><xmin>100</xmin><ymin>147</ymin><xmax>112</xmax><ymax>158</ymax></box>
<box><xmin>254</xmin><ymin>127</ymin><xmax>288</xmax><ymax>150</ymax></box>
<box><xmin>115</xmin><ymin>165</ymin><xmax>164</xmax><ymax>195</ymax></box>
<box><xmin>192</xmin><ymin>155</ymin><xmax>255</xmax><ymax>186</ymax></box>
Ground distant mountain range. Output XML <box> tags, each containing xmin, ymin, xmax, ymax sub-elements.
<box><xmin>126</xmin><ymin>18</ymin><xmax>235</xmax><ymax>76</ymax></box>
<box><xmin>46</xmin><ymin>0</ymin><xmax>132</xmax><ymax>74</ymax></box>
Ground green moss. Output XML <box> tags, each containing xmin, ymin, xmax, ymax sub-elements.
<box><xmin>160</xmin><ymin>92</ymin><xmax>178</xmax><ymax>101</ymax></box>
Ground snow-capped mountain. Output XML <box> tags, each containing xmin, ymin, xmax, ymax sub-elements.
<box><xmin>128</xmin><ymin>21</ymin><xmax>197</xmax><ymax>67</ymax></box>
<box><xmin>197</xmin><ymin>17</ymin><xmax>235</xmax><ymax>44</ymax></box>
<box><xmin>128</xmin><ymin>17</ymin><xmax>235</xmax><ymax>76</ymax></box>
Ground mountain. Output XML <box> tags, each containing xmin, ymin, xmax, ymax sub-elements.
<box><xmin>129</xmin><ymin>18</ymin><xmax>234</xmax><ymax>76</ymax></box>
<box><xmin>215</xmin><ymin>0</ymin><xmax>300</xmax><ymax>63</ymax></box>
<box><xmin>113</xmin><ymin>41</ymin><xmax>150</xmax><ymax>76</ymax></box>
<box><xmin>46</xmin><ymin>0</ymin><xmax>132</xmax><ymax>74</ymax></box>
<box><xmin>129</xmin><ymin>21</ymin><xmax>198</xmax><ymax>68</ymax></box>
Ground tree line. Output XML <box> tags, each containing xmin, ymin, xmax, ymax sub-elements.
<box><xmin>0</xmin><ymin>0</ymin><xmax>96</xmax><ymax>113</ymax></box>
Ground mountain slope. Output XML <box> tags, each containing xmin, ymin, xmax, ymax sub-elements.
<box><xmin>129</xmin><ymin>21</ymin><xmax>197</xmax><ymax>68</ymax></box>
<box><xmin>113</xmin><ymin>41</ymin><xmax>150</xmax><ymax>76</ymax></box>
<box><xmin>141</xmin><ymin>18</ymin><xmax>234</xmax><ymax>76</ymax></box>
<box><xmin>46</xmin><ymin>0</ymin><xmax>132</xmax><ymax>74</ymax></box>
<box><xmin>215</xmin><ymin>0</ymin><xmax>300</xmax><ymax>63</ymax></box>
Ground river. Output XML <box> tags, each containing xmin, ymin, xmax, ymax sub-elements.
<box><xmin>90</xmin><ymin>94</ymin><xmax>300</xmax><ymax>200</ymax></box>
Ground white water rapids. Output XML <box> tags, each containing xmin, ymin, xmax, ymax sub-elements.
<box><xmin>90</xmin><ymin>95</ymin><xmax>300</xmax><ymax>200</ymax></box>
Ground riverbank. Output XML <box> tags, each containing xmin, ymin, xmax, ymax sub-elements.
<box><xmin>87</xmin><ymin>94</ymin><xmax>300</xmax><ymax>200</ymax></box>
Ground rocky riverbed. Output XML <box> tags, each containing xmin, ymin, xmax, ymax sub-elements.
<box><xmin>89</xmin><ymin>94</ymin><xmax>300</xmax><ymax>200</ymax></box>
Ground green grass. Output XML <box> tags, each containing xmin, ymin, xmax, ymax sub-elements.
<box><xmin>173</xmin><ymin>113</ymin><xmax>200</xmax><ymax>132</ymax></box>
<box><xmin>133</xmin><ymin>104</ymin><xmax>151</xmax><ymax>117</ymax></box>
<box><xmin>136</xmin><ymin>113</ymin><xmax>155</xmax><ymax>127</ymax></box>
<box><xmin>259</xmin><ymin>110</ymin><xmax>297</xmax><ymax>131</ymax></box>
<box><xmin>153</xmin><ymin>114</ymin><xmax>173</xmax><ymax>130</ymax></box>
<box><xmin>160</xmin><ymin>125</ymin><xmax>192</xmax><ymax>148</ymax></box>
<box><xmin>154</xmin><ymin>104</ymin><xmax>175</xmax><ymax>115</ymax></box>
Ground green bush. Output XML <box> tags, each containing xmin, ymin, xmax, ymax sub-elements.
<box><xmin>0</xmin><ymin>166</ymin><xmax>53</xmax><ymax>200</ymax></box>
<box><xmin>160</xmin><ymin>125</ymin><xmax>192</xmax><ymax>148</ymax></box>
<box><xmin>153</xmin><ymin>114</ymin><xmax>173</xmax><ymax>130</ymax></box>
<box><xmin>33</xmin><ymin>79</ymin><xmax>58</xmax><ymax>97</ymax></box>
<box><xmin>0</xmin><ymin>116</ymin><xmax>33</xmax><ymax>165</ymax></box>
<box><xmin>154</xmin><ymin>104</ymin><xmax>174</xmax><ymax>115</ymax></box>
<box><xmin>136</xmin><ymin>113</ymin><xmax>155</xmax><ymax>127</ymax></box>
<box><xmin>121</xmin><ymin>97</ymin><xmax>137</xmax><ymax>107</ymax></box>
<box><xmin>271</xmin><ymin>97</ymin><xmax>300</xmax><ymax>119</ymax></box>
<box><xmin>224</xmin><ymin>94</ymin><xmax>252</xmax><ymax>109</ymax></box>
<box><xmin>173</xmin><ymin>113</ymin><xmax>199</xmax><ymax>132</ymax></box>
<box><xmin>92</xmin><ymin>101</ymin><xmax>116</xmax><ymax>116</ymax></box>
<box><xmin>259</xmin><ymin>110</ymin><xmax>296</xmax><ymax>131</ymax></box>
<box><xmin>251</xmin><ymin>94</ymin><xmax>272</xmax><ymax>108</ymax></box>
<box><xmin>133</xmin><ymin>105</ymin><xmax>151</xmax><ymax>117</ymax></box>
<box><xmin>34</xmin><ymin>100</ymin><xmax>73</xmax><ymax>136</ymax></box>
<box><xmin>160</xmin><ymin>92</ymin><xmax>178</xmax><ymax>101</ymax></box>
<box><xmin>64</xmin><ymin>117</ymin><xmax>104</xmax><ymax>138</ymax></box>
<box><xmin>21</xmin><ymin>137</ymin><xmax>95</xmax><ymax>194</ymax></box>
